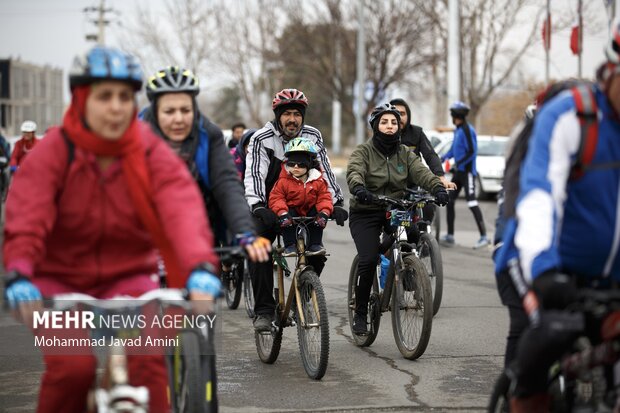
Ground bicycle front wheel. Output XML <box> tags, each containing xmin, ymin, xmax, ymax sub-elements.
<box><xmin>488</xmin><ymin>371</ymin><xmax>510</xmax><ymax>413</ymax></box>
<box><xmin>295</xmin><ymin>270</ymin><xmax>329</xmax><ymax>380</ymax></box>
<box><xmin>391</xmin><ymin>255</ymin><xmax>433</xmax><ymax>360</ymax></box>
<box><xmin>243</xmin><ymin>262</ymin><xmax>255</xmax><ymax>319</ymax></box>
<box><xmin>347</xmin><ymin>255</ymin><xmax>381</xmax><ymax>347</ymax></box>
<box><xmin>224</xmin><ymin>262</ymin><xmax>243</xmax><ymax>310</ymax></box>
<box><xmin>171</xmin><ymin>331</ymin><xmax>205</xmax><ymax>413</ymax></box>
<box><xmin>418</xmin><ymin>233</ymin><xmax>444</xmax><ymax>316</ymax></box>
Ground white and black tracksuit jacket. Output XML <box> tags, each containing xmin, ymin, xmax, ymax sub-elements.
<box><xmin>244</xmin><ymin>121</ymin><xmax>344</xmax><ymax>208</ymax></box>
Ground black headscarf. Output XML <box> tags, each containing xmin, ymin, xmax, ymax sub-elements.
<box><xmin>371</xmin><ymin>113</ymin><xmax>401</xmax><ymax>157</ymax></box>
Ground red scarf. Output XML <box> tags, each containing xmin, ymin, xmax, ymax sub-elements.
<box><xmin>62</xmin><ymin>86</ymin><xmax>184</xmax><ymax>287</ymax></box>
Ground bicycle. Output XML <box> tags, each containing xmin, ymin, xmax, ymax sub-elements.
<box><xmin>43</xmin><ymin>288</ymin><xmax>218</xmax><ymax>413</ymax></box>
<box><xmin>254</xmin><ymin>216</ymin><xmax>330</xmax><ymax>380</ymax></box>
<box><xmin>407</xmin><ymin>188</ymin><xmax>444</xmax><ymax>316</ymax></box>
<box><xmin>348</xmin><ymin>194</ymin><xmax>434</xmax><ymax>360</ymax></box>
<box><xmin>216</xmin><ymin>245</ymin><xmax>255</xmax><ymax>318</ymax></box>
<box><xmin>488</xmin><ymin>288</ymin><xmax>620</xmax><ymax>412</ymax></box>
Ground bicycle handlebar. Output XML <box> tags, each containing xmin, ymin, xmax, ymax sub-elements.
<box><xmin>213</xmin><ymin>245</ymin><xmax>247</xmax><ymax>261</ymax></box>
<box><xmin>44</xmin><ymin>288</ymin><xmax>188</xmax><ymax>311</ymax></box>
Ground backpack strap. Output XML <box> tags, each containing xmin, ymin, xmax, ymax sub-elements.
<box><xmin>570</xmin><ymin>84</ymin><xmax>598</xmax><ymax>180</ymax></box>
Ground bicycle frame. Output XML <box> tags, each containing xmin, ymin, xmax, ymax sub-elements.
<box><xmin>273</xmin><ymin>217</ymin><xmax>321</xmax><ymax>329</ymax></box>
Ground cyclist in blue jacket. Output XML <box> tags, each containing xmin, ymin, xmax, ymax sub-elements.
<box><xmin>495</xmin><ymin>21</ymin><xmax>620</xmax><ymax>412</ymax></box>
<box><xmin>440</xmin><ymin>102</ymin><xmax>489</xmax><ymax>249</ymax></box>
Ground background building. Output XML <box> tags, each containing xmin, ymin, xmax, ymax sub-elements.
<box><xmin>0</xmin><ymin>58</ymin><xmax>63</xmax><ymax>136</ymax></box>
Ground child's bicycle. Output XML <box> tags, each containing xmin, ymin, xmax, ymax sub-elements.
<box><xmin>348</xmin><ymin>193</ymin><xmax>434</xmax><ymax>360</ymax></box>
<box><xmin>254</xmin><ymin>216</ymin><xmax>330</xmax><ymax>380</ymax></box>
<box><xmin>44</xmin><ymin>288</ymin><xmax>218</xmax><ymax>413</ymax></box>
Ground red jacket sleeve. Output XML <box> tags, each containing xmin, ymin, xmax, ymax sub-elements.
<box><xmin>268</xmin><ymin>179</ymin><xmax>289</xmax><ymax>216</ymax></box>
<box><xmin>9</xmin><ymin>140</ymin><xmax>23</xmax><ymax>168</ymax></box>
<box><xmin>143</xmin><ymin>125</ymin><xmax>219</xmax><ymax>279</ymax></box>
<box><xmin>3</xmin><ymin>131</ymin><xmax>67</xmax><ymax>276</ymax></box>
<box><xmin>315</xmin><ymin>179</ymin><xmax>334</xmax><ymax>215</ymax></box>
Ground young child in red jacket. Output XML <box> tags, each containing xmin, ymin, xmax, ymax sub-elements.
<box><xmin>268</xmin><ymin>138</ymin><xmax>333</xmax><ymax>256</ymax></box>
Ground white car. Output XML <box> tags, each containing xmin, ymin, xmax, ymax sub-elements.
<box><xmin>435</xmin><ymin>134</ymin><xmax>508</xmax><ymax>199</ymax></box>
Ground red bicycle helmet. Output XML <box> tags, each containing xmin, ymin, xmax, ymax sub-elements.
<box><xmin>272</xmin><ymin>88</ymin><xmax>309</xmax><ymax>111</ymax></box>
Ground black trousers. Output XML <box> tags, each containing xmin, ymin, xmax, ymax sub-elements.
<box><xmin>280</xmin><ymin>207</ymin><xmax>323</xmax><ymax>248</ymax></box>
<box><xmin>495</xmin><ymin>268</ymin><xmax>529</xmax><ymax>367</ymax></box>
<box><xmin>447</xmin><ymin>170</ymin><xmax>486</xmax><ymax>236</ymax></box>
<box><xmin>349</xmin><ymin>210</ymin><xmax>390</xmax><ymax>316</ymax></box>
<box><xmin>249</xmin><ymin>215</ymin><xmax>326</xmax><ymax>316</ymax></box>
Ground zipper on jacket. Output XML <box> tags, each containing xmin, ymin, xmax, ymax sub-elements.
<box><xmin>384</xmin><ymin>156</ymin><xmax>391</xmax><ymax>195</ymax></box>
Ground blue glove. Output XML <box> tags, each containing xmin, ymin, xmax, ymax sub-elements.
<box><xmin>278</xmin><ymin>212</ymin><xmax>293</xmax><ymax>228</ymax></box>
<box><xmin>4</xmin><ymin>277</ymin><xmax>42</xmax><ymax>308</ymax></box>
<box><xmin>235</xmin><ymin>231</ymin><xmax>256</xmax><ymax>247</ymax></box>
<box><xmin>9</xmin><ymin>165</ymin><xmax>17</xmax><ymax>173</ymax></box>
<box><xmin>186</xmin><ymin>269</ymin><xmax>222</xmax><ymax>297</ymax></box>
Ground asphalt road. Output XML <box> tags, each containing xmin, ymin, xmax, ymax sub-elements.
<box><xmin>0</xmin><ymin>191</ymin><xmax>504</xmax><ymax>413</ymax></box>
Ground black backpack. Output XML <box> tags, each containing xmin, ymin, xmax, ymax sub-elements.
<box><xmin>502</xmin><ymin>80</ymin><xmax>600</xmax><ymax>220</ymax></box>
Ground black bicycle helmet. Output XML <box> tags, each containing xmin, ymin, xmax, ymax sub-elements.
<box><xmin>146</xmin><ymin>66</ymin><xmax>200</xmax><ymax>102</ymax></box>
<box><xmin>368</xmin><ymin>103</ymin><xmax>401</xmax><ymax>131</ymax></box>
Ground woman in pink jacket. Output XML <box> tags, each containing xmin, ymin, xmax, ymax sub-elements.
<box><xmin>268</xmin><ymin>138</ymin><xmax>333</xmax><ymax>255</ymax></box>
<box><xmin>2</xmin><ymin>46</ymin><xmax>220</xmax><ymax>413</ymax></box>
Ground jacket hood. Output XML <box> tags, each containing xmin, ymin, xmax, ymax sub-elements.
<box><xmin>389</xmin><ymin>98</ymin><xmax>411</xmax><ymax>126</ymax></box>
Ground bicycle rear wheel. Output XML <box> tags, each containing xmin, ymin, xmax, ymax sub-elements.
<box><xmin>224</xmin><ymin>261</ymin><xmax>243</xmax><ymax>310</ymax></box>
<box><xmin>295</xmin><ymin>270</ymin><xmax>329</xmax><ymax>380</ymax></box>
<box><xmin>418</xmin><ymin>233</ymin><xmax>444</xmax><ymax>316</ymax></box>
<box><xmin>347</xmin><ymin>255</ymin><xmax>381</xmax><ymax>347</ymax></box>
<box><xmin>432</xmin><ymin>204</ymin><xmax>440</xmax><ymax>242</ymax></box>
<box><xmin>171</xmin><ymin>331</ymin><xmax>205</xmax><ymax>413</ymax></box>
<box><xmin>243</xmin><ymin>261</ymin><xmax>255</xmax><ymax>319</ymax></box>
<box><xmin>391</xmin><ymin>255</ymin><xmax>433</xmax><ymax>360</ymax></box>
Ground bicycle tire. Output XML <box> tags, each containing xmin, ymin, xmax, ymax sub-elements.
<box><xmin>295</xmin><ymin>270</ymin><xmax>329</xmax><ymax>380</ymax></box>
<box><xmin>172</xmin><ymin>331</ymin><xmax>204</xmax><ymax>413</ymax></box>
<box><xmin>243</xmin><ymin>262</ymin><xmax>255</xmax><ymax>319</ymax></box>
<box><xmin>488</xmin><ymin>371</ymin><xmax>511</xmax><ymax>413</ymax></box>
<box><xmin>224</xmin><ymin>262</ymin><xmax>243</xmax><ymax>310</ymax></box>
<box><xmin>432</xmin><ymin>204</ymin><xmax>440</xmax><ymax>242</ymax></box>
<box><xmin>391</xmin><ymin>254</ymin><xmax>433</xmax><ymax>360</ymax></box>
<box><xmin>255</xmin><ymin>324</ymin><xmax>283</xmax><ymax>364</ymax></box>
<box><xmin>347</xmin><ymin>255</ymin><xmax>381</xmax><ymax>347</ymax></box>
<box><xmin>418</xmin><ymin>233</ymin><xmax>444</xmax><ymax>316</ymax></box>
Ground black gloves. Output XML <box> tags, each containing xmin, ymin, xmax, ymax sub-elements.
<box><xmin>252</xmin><ymin>204</ymin><xmax>278</xmax><ymax>229</ymax></box>
<box><xmin>352</xmin><ymin>186</ymin><xmax>377</xmax><ymax>205</ymax></box>
<box><xmin>331</xmin><ymin>203</ymin><xmax>348</xmax><ymax>226</ymax></box>
<box><xmin>278</xmin><ymin>212</ymin><xmax>293</xmax><ymax>228</ymax></box>
<box><xmin>433</xmin><ymin>187</ymin><xmax>450</xmax><ymax>206</ymax></box>
<box><xmin>532</xmin><ymin>271</ymin><xmax>578</xmax><ymax>310</ymax></box>
<box><xmin>315</xmin><ymin>212</ymin><xmax>329</xmax><ymax>228</ymax></box>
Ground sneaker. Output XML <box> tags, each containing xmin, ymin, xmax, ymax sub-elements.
<box><xmin>306</xmin><ymin>244</ymin><xmax>326</xmax><ymax>256</ymax></box>
<box><xmin>440</xmin><ymin>234</ymin><xmax>455</xmax><ymax>247</ymax></box>
<box><xmin>352</xmin><ymin>313</ymin><xmax>368</xmax><ymax>335</ymax></box>
<box><xmin>473</xmin><ymin>236</ymin><xmax>490</xmax><ymax>250</ymax></box>
<box><xmin>253</xmin><ymin>314</ymin><xmax>273</xmax><ymax>332</ymax></box>
<box><xmin>282</xmin><ymin>245</ymin><xmax>296</xmax><ymax>257</ymax></box>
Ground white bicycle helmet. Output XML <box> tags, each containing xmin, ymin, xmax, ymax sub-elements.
<box><xmin>20</xmin><ymin>120</ymin><xmax>37</xmax><ymax>133</ymax></box>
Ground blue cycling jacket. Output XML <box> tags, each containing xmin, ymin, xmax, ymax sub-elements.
<box><xmin>443</xmin><ymin>123</ymin><xmax>477</xmax><ymax>174</ymax></box>
<box><xmin>495</xmin><ymin>86</ymin><xmax>620</xmax><ymax>283</ymax></box>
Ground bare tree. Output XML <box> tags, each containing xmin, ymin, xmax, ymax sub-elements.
<box><xmin>211</xmin><ymin>0</ymin><xmax>285</xmax><ymax>125</ymax></box>
<box><xmin>121</xmin><ymin>0</ymin><xmax>218</xmax><ymax>78</ymax></box>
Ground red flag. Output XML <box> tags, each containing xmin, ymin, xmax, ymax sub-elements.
<box><xmin>542</xmin><ymin>12</ymin><xmax>551</xmax><ymax>50</ymax></box>
<box><xmin>570</xmin><ymin>19</ymin><xmax>581</xmax><ymax>55</ymax></box>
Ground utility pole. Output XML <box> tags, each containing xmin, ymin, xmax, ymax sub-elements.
<box><xmin>332</xmin><ymin>35</ymin><xmax>342</xmax><ymax>156</ymax></box>
<box><xmin>578</xmin><ymin>0</ymin><xmax>583</xmax><ymax>78</ymax></box>
<box><xmin>355</xmin><ymin>1</ymin><xmax>366</xmax><ymax>146</ymax></box>
<box><xmin>447</xmin><ymin>0</ymin><xmax>461</xmax><ymax>125</ymax></box>
<box><xmin>83</xmin><ymin>0</ymin><xmax>115</xmax><ymax>45</ymax></box>
<box><xmin>544</xmin><ymin>0</ymin><xmax>551</xmax><ymax>85</ymax></box>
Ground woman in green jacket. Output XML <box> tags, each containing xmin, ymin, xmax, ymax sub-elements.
<box><xmin>346</xmin><ymin>103</ymin><xmax>453</xmax><ymax>335</ymax></box>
